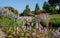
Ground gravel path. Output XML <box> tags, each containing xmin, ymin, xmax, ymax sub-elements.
<box><xmin>0</xmin><ymin>29</ymin><xmax>5</xmax><ymax>38</ymax></box>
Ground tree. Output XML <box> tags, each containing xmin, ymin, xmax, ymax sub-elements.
<box><xmin>34</xmin><ymin>3</ymin><xmax>40</xmax><ymax>15</ymax></box>
<box><xmin>48</xmin><ymin>0</ymin><xmax>60</xmax><ymax>10</ymax></box>
<box><xmin>50</xmin><ymin>6</ymin><xmax>57</xmax><ymax>14</ymax></box>
<box><xmin>13</xmin><ymin>10</ymin><xmax>18</xmax><ymax>15</ymax></box>
<box><xmin>43</xmin><ymin>2</ymin><xmax>51</xmax><ymax>13</ymax></box>
<box><xmin>4</xmin><ymin>6</ymin><xmax>14</xmax><ymax>12</ymax></box>
<box><xmin>43</xmin><ymin>2</ymin><xmax>57</xmax><ymax>14</ymax></box>
<box><xmin>23</xmin><ymin>5</ymin><xmax>33</xmax><ymax>16</ymax></box>
<box><xmin>35</xmin><ymin>3</ymin><xmax>40</xmax><ymax>10</ymax></box>
<box><xmin>4</xmin><ymin>6</ymin><xmax>18</xmax><ymax>15</ymax></box>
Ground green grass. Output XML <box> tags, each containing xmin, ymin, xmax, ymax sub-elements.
<box><xmin>50</xmin><ymin>14</ymin><xmax>60</xmax><ymax>19</ymax></box>
<box><xmin>0</xmin><ymin>18</ymin><xmax>17</xmax><ymax>27</ymax></box>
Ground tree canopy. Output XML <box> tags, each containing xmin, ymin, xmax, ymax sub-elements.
<box><xmin>48</xmin><ymin>0</ymin><xmax>60</xmax><ymax>10</ymax></box>
<box><xmin>23</xmin><ymin>5</ymin><xmax>33</xmax><ymax>16</ymax></box>
<box><xmin>34</xmin><ymin>3</ymin><xmax>40</xmax><ymax>14</ymax></box>
<box><xmin>43</xmin><ymin>1</ymin><xmax>57</xmax><ymax>14</ymax></box>
<box><xmin>43</xmin><ymin>2</ymin><xmax>51</xmax><ymax>13</ymax></box>
<box><xmin>4</xmin><ymin>6</ymin><xmax>18</xmax><ymax>15</ymax></box>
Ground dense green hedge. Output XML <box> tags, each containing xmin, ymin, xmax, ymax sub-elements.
<box><xmin>49</xmin><ymin>18</ymin><xmax>60</xmax><ymax>27</ymax></box>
